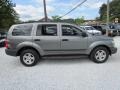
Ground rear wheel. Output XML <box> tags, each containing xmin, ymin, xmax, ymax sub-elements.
<box><xmin>20</xmin><ymin>49</ymin><xmax>40</xmax><ymax>66</ymax></box>
<box><xmin>90</xmin><ymin>47</ymin><xmax>109</xmax><ymax>63</ymax></box>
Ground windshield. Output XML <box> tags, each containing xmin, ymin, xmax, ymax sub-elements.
<box><xmin>79</xmin><ymin>27</ymin><xmax>85</xmax><ymax>30</ymax></box>
<box><xmin>109</xmin><ymin>25</ymin><xmax>115</xmax><ymax>29</ymax></box>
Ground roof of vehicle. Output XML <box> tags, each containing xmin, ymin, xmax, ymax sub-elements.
<box><xmin>92</xmin><ymin>25</ymin><xmax>104</xmax><ymax>27</ymax></box>
<box><xmin>13</xmin><ymin>22</ymin><xmax>76</xmax><ymax>26</ymax></box>
<box><xmin>80</xmin><ymin>25</ymin><xmax>94</xmax><ymax>27</ymax></box>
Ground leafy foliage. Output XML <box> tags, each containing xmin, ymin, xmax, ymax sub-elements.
<box><xmin>52</xmin><ymin>15</ymin><xmax>85</xmax><ymax>25</ymax></box>
<box><xmin>74</xmin><ymin>16</ymin><xmax>85</xmax><ymax>25</ymax></box>
<box><xmin>99</xmin><ymin>0</ymin><xmax>120</xmax><ymax>23</ymax></box>
<box><xmin>0</xmin><ymin>0</ymin><xmax>19</xmax><ymax>30</ymax></box>
<box><xmin>52</xmin><ymin>15</ymin><xmax>61</xmax><ymax>22</ymax></box>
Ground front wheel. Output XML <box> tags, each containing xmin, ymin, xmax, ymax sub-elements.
<box><xmin>20</xmin><ymin>49</ymin><xmax>40</xmax><ymax>66</ymax></box>
<box><xmin>90</xmin><ymin>47</ymin><xmax>109</xmax><ymax>63</ymax></box>
<box><xmin>118</xmin><ymin>31</ymin><xmax>120</xmax><ymax>36</ymax></box>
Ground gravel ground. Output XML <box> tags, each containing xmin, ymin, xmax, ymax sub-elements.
<box><xmin>0</xmin><ymin>37</ymin><xmax>120</xmax><ymax>90</ymax></box>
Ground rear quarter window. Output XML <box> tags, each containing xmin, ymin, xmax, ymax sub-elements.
<box><xmin>12</xmin><ymin>24</ymin><xmax>33</xmax><ymax>36</ymax></box>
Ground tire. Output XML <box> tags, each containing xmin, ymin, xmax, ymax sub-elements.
<box><xmin>118</xmin><ymin>32</ymin><xmax>120</xmax><ymax>36</ymax></box>
<box><xmin>90</xmin><ymin>47</ymin><xmax>109</xmax><ymax>63</ymax></box>
<box><xmin>20</xmin><ymin>49</ymin><xmax>40</xmax><ymax>66</ymax></box>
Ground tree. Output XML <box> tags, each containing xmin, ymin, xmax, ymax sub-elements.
<box><xmin>95</xmin><ymin>17</ymin><xmax>100</xmax><ymax>21</ymax></box>
<box><xmin>52</xmin><ymin>15</ymin><xmax>61</xmax><ymax>22</ymax></box>
<box><xmin>52</xmin><ymin>15</ymin><xmax>85</xmax><ymax>24</ymax></box>
<box><xmin>99</xmin><ymin>0</ymin><xmax>120</xmax><ymax>23</ymax></box>
<box><xmin>110</xmin><ymin>0</ymin><xmax>120</xmax><ymax>22</ymax></box>
<box><xmin>61</xmin><ymin>18</ymin><xmax>75</xmax><ymax>23</ymax></box>
<box><xmin>0</xmin><ymin>0</ymin><xmax>19</xmax><ymax>29</ymax></box>
<box><xmin>74</xmin><ymin>16</ymin><xmax>85</xmax><ymax>25</ymax></box>
<box><xmin>99</xmin><ymin>4</ymin><xmax>107</xmax><ymax>22</ymax></box>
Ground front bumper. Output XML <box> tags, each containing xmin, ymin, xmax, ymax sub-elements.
<box><xmin>108</xmin><ymin>30</ymin><xmax>117</xmax><ymax>36</ymax></box>
<box><xmin>5</xmin><ymin>49</ymin><xmax>17</xmax><ymax>56</ymax></box>
<box><xmin>110</xmin><ymin>47</ymin><xmax>117</xmax><ymax>54</ymax></box>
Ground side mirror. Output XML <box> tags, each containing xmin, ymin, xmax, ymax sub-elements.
<box><xmin>82</xmin><ymin>32</ymin><xmax>87</xmax><ymax>37</ymax></box>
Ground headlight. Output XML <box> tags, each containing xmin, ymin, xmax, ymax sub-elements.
<box><xmin>111</xmin><ymin>30</ymin><xmax>113</xmax><ymax>33</ymax></box>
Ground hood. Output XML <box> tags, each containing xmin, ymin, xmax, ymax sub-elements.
<box><xmin>92</xmin><ymin>35</ymin><xmax>113</xmax><ymax>41</ymax></box>
<box><xmin>87</xmin><ymin>30</ymin><xmax>101</xmax><ymax>33</ymax></box>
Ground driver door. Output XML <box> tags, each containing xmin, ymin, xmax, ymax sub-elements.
<box><xmin>60</xmin><ymin>24</ymin><xmax>88</xmax><ymax>53</ymax></box>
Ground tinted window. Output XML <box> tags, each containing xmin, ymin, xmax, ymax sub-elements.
<box><xmin>93</xmin><ymin>26</ymin><xmax>102</xmax><ymax>30</ymax></box>
<box><xmin>36</xmin><ymin>24</ymin><xmax>57</xmax><ymax>36</ymax></box>
<box><xmin>62</xmin><ymin>25</ymin><xmax>81</xmax><ymax>36</ymax></box>
<box><xmin>109</xmin><ymin>25</ymin><xmax>115</xmax><ymax>29</ymax></box>
<box><xmin>12</xmin><ymin>24</ymin><xmax>33</xmax><ymax>36</ymax></box>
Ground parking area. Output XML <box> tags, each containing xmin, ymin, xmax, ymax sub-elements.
<box><xmin>0</xmin><ymin>37</ymin><xmax>120</xmax><ymax>90</ymax></box>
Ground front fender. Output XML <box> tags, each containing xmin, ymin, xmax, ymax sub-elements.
<box><xmin>87</xmin><ymin>41</ymin><xmax>111</xmax><ymax>54</ymax></box>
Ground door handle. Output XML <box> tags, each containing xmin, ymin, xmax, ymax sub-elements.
<box><xmin>34</xmin><ymin>39</ymin><xmax>40</xmax><ymax>41</ymax></box>
<box><xmin>62</xmin><ymin>39</ymin><xmax>69</xmax><ymax>41</ymax></box>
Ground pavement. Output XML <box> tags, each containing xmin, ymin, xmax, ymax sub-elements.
<box><xmin>0</xmin><ymin>37</ymin><xmax>120</xmax><ymax>90</ymax></box>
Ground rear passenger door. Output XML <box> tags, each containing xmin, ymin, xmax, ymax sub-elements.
<box><xmin>34</xmin><ymin>24</ymin><xmax>60</xmax><ymax>54</ymax></box>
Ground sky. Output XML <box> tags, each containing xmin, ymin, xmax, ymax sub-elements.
<box><xmin>12</xmin><ymin>0</ymin><xmax>109</xmax><ymax>21</ymax></box>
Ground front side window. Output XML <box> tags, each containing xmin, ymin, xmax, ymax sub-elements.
<box><xmin>12</xmin><ymin>24</ymin><xmax>33</xmax><ymax>36</ymax></box>
<box><xmin>36</xmin><ymin>24</ymin><xmax>57</xmax><ymax>36</ymax></box>
<box><xmin>62</xmin><ymin>25</ymin><xmax>82</xmax><ymax>36</ymax></box>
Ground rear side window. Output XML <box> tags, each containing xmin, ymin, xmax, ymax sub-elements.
<box><xmin>36</xmin><ymin>24</ymin><xmax>57</xmax><ymax>36</ymax></box>
<box><xmin>12</xmin><ymin>24</ymin><xmax>33</xmax><ymax>36</ymax></box>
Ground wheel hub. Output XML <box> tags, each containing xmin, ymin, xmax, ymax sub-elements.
<box><xmin>23</xmin><ymin>53</ymin><xmax>35</xmax><ymax>65</ymax></box>
<box><xmin>95</xmin><ymin>50</ymin><xmax>106</xmax><ymax>61</ymax></box>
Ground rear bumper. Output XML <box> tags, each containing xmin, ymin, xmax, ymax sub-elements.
<box><xmin>110</xmin><ymin>47</ymin><xmax>117</xmax><ymax>54</ymax></box>
<box><xmin>0</xmin><ymin>42</ymin><xmax>5</xmax><ymax>47</ymax></box>
<box><xmin>5</xmin><ymin>49</ymin><xmax>17</xmax><ymax>56</ymax></box>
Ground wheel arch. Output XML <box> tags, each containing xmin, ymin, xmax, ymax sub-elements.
<box><xmin>17</xmin><ymin>46</ymin><xmax>42</xmax><ymax>57</ymax></box>
<box><xmin>90</xmin><ymin>45</ymin><xmax>111</xmax><ymax>55</ymax></box>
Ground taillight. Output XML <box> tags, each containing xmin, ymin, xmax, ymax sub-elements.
<box><xmin>5</xmin><ymin>38</ymin><xmax>8</xmax><ymax>48</ymax></box>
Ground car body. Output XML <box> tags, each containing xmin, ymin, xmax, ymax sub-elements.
<box><xmin>0</xmin><ymin>39</ymin><xmax>5</xmax><ymax>47</ymax></box>
<box><xmin>79</xmin><ymin>26</ymin><xmax>102</xmax><ymax>35</ymax></box>
<box><xmin>0</xmin><ymin>32</ymin><xmax>7</xmax><ymax>39</ymax></box>
<box><xmin>0</xmin><ymin>32</ymin><xmax>7</xmax><ymax>47</ymax></box>
<box><xmin>113</xmin><ymin>23</ymin><xmax>120</xmax><ymax>35</ymax></box>
<box><xmin>92</xmin><ymin>25</ymin><xmax>106</xmax><ymax>35</ymax></box>
<box><xmin>102</xmin><ymin>24</ymin><xmax>118</xmax><ymax>37</ymax></box>
<box><xmin>5</xmin><ymin>22</ymin><xmax>117</xmax><ymax>66</ymax></box>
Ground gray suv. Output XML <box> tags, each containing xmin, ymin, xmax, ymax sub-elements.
<box><xmin>5</xmin><ymin>22</ymin><xmax>117</xmax><ymax>66</ymax></box>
